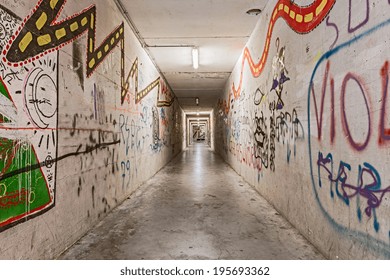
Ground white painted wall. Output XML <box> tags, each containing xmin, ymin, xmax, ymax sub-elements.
<box><xmin>0</xmin><ymin>0</ymin><xmax>182</xmax><ymax>259</ymax></box>
<box><xmin>215</xmin><ymin>0</ymin><xmax>390</xmax><ymax>259</ymax></box>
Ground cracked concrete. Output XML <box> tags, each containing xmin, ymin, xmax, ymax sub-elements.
<box><xmin>59</xmin><ymin>144</ymin><xmax>324</xmax><ymax>260</ymax></box>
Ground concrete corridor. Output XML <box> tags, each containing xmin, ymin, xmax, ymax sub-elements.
<box><xmin>59</xmin><ymin>144</ymin><xmax>324</xmax><ymax>260</ymax></box>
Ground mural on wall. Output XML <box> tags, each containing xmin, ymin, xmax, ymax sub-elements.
<box><xmin>0</xmin><ymin>0</ymin><xmax>178</xmax><ymax>231</ymax></box>
<box><xmin>215</xmin><ymin>0</ymin><xmax>390</xmax><ymax>258</ymax></box>
<box><xmin>2</xmin><ymin>0</ymin><xmax>172</xmax><ymax>106</ymax></box>
<box><xmin>308</xmin><ymin>15</ymin><xmax>390</xmax><ymax>251</ymax></box>
<box><xmin>217</xmin><ymin>0</ymin><xmax>334</xmax><ymax>172</ymax></box>
<box><xmin>0</xmin><ymin>4</ymin><xmax>57</xmax><ymax>230</ymax></box>
<box><xmin>218</xmin><ymin>0</ymin><xmax>335</xmax><ymax>113</ymax></box>
<box><xmin>222</xmin><ymin>36</ymin><xmax>303</xmax><ymax>173</ymax></box>
<box><xmin>157</xmin><ymin>78</ymin><xmax>175</xmax><ymax>107</ymax></box>
<box><xmin>121</xmin><ymin>57</ymin><xmax>175</xmax><ymax>107</ymax></box>
<box><xmin>231</xmin><ymin>0</ymin><xmax>335</xmax><ymax>99</ymax></box>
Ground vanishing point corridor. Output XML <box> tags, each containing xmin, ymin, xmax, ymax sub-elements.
<box><xmin>60</xmin><ymin>144</ymin><xmax>323</xmax><ymax>260</ymax></box>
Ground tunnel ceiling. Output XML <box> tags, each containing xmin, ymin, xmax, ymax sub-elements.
<box><xmin>117</xmin><ymin>0</ymin><xmax>268</xmax><ymax>111</ymax></box>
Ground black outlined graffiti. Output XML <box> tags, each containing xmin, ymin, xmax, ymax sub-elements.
<box><xmin>254</xmin><ymin>112</ymin><xmax>269</xmax><ymax>169</ymax></box>
<box><xmin>254</xmin><ymin>86</ymin><xmax>266</xmax><ymax>106</ymax></box>
<box><xmin>270</xmin><ymin>38</ymin><xmax>290</xmax><ymax>110</ymax></box>
<box><xmin>24</xmin><ymin>58</ymin><xmax>58</xmax><ymax>129</ymax></box>
<box><xmin>0</xmin><ymin>5</ymin><xmax>19</xmax><ymax>50</ymax></box>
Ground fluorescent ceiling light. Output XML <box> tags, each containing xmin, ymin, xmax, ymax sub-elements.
<box><xmin>192</xmin><ymin>47</ymin><xmax>199</xmax><ymax>69</ymax></box>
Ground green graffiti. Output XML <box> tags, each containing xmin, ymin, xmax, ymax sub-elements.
<box><xmin>0</xmin><ymin>138</ymin><xmax>51</xmax><ymax>226</ymax></box>
<box><xmin>0</xmin><ymin>78</ymin><xmax>51</xmax><ymax>228</ymax></box>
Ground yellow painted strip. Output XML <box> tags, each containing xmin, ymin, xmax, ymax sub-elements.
<box><xmin>316</xmin><ymin>0</ymin><xmax>327</xmax><ymax>16</ymax></box>
<box><xmin>116</xmin><ymin>32</ymin><xmax>119</xmax><ymax>39</ymax></box>
<box><xmin>296</xmin><ymin>14</ymin><xmax>303</xmax><ymax>23</ymax></box>
<box><xmin>278</xmin><ymin>4</ymin><xmax>284</xmax><ymax>11</ymax></box>
<box><xmin>81</xmin><ymin>17</ymin><xmax>88</xmax><ymax>26</ymax></box>
<box><xmin>89</xmin><ymin>38</ymin><xmax>93</xmax><ymax>53</ymax></box>
<box><xmin>289</xmin><ymin>10</ymin><xmax>295</xmax><ymax>19</ymax></box>
<box><xmin>36</xmin><ymin>12</ymin><xmax>47</xmax><ymax>30</ymax></box>
<box><xmin>284</xmin><ymin>5</ymin><xmax>289</xmax><ymax>14</ymax></box>
<box><xmin>90</xmin><ymin>14</ymin><xmax>95</xmax><ymax>29</ymax></box>
<box><xmin>304</xmin><ymin>13</ymin><xmax>313</xmax><ymax>22</ymax></box>
<box><xmin>120</xmin><ymin>27</ymin><xmax>124</xmax><ymax>34</ymax></box>
<box><xmin>89</xmin><ymin>58</ymin><xmax>95</xmax><ymax>69</ymax></box>
<box><xmin>104</xmin><ymin>44</ymin><xmax>109</xmax><ymax>52</ymax></box>
<box><xmin>110</xmin><ymin>37</ymin><xmax>115</xmax><ymax>45</ymax></box>
<box><xmin>37</xmin><ymin>34</ymin><xmax>52</xmax><ymax>46</ymax></box>
<box><xmin>97</xmin><ymin>51</ymin><xmax>102</xmax><ymax>59</ymax></box>
<box><xmin>50</xmin><ymin>0</ymin><xmax>59</xmax><ymax>9</ymax></box>
<box><xmin>19</xmin><ymin>32</ymin><xmax>33</xmax><ymax>53</ymax></box>
<box><xmin>55</xmin><ymin>28</ymin><xmax>66</xmax><ymax>39</ymax></box>
<box><xmin>70</xmin><ymin>22</ymin><xmax>79</xmax><ymax>32</ymax></box>
<box><xmin>273</xmin><ymin>9</ymin><xmax>278</xmax><ymax>20</ymax></box>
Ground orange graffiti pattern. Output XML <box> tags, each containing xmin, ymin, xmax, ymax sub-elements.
<box><xmin>229</xmin><ymin>0</ymin><xmax>335</xmax><ymax>107</ymax></box>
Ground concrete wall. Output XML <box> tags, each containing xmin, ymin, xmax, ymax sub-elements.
<box><xmin>0</xmin><ymin>0</ymin><xmax>182</xmax><ymax>259</ymax></box>
<box><xmin>214</xmin><ymin>0</ymin><xmax>390</xmax><ymax>259</ymax></box>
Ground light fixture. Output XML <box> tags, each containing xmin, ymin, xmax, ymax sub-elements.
<box><xmin>195</xmin><ymin>97</ymin><xmax>199</xmax><ymax>106</ymax></box>
<box><xmin>197</xmin><ymin>112</ymin><xmax>200</xmax><ymax>116</ymax></box>
<box><xmin>246</xmin><ymin>9</ymin><xmax>262</xmax><ymax>16</ymax></box>
<box><xmin>192</xmin><ymin>47</ymin><xmax>199</xmax><ymax>69</ymax></box>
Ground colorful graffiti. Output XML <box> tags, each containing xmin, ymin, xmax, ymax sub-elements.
<box><xmin>308</xmin><ymin>16</ymin><xmax>390</xmax><ymax>253</ymax></box>
<box><xmin>0</xmin><ymin>4</ymin><xmax>57</xmax><ymax>230</ymax></box>
<box><xmin>2</xmin><ymin>0</ymin><xmax>170</xmax><ymax>106</ymax></box>
<box><xmin>214</xmin><ymin>0</ymin><xmax>390</xmax><ymax>258</ymax></box>
<box><xmin>231</xmin><ymin>0</ymin><xmax>335</xmax><ymax>98</ymax></box>
<box><xmin>0</xmin><ymin>0</ymin><xmax>179</xmax><ymax>231</ymax></box>
<box><xmin>317</xmin><ymin>151</ymin><xmax>390</xmax><ymax>232</ymax></box>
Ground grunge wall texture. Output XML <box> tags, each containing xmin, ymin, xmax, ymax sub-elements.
<box><xmin>0</xmin><ymin>0</ymin><xmax>182</xmax><ymax>259</ymax></box>
<box><xmin>214</xmin><ymin>0</ymin><xmax>390</xmax><ymax>259</ymax></box>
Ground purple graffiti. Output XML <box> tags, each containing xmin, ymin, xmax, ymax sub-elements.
<box><xmin>348</xmin><ymin>0</ymin><xmax>370</xmax><ymax>33</ymax></box>
<box><xmin>341</xmin><ymin>73</ymin><xmax>371</xmax><ymax>151</ymax></box>
<box><xmin>317</xmin><ymin>152</ymin><xmax>390</xmax><ymax>231</ymax></box>
<box><xmin>325</xmin><ymin>16</ymin><xmax>339</xmax><ymax>50</ymax></box>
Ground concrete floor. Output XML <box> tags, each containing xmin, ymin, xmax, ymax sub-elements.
<box><xmin>59</xmin><ymin>143</ymin><xmax>324</xmax><ymax>260</ymax></box>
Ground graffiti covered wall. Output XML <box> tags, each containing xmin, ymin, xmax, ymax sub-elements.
<box><xmin>214</xmin><ymin>0</ymin><xmax>390</xmax><ymax>259</ymax></box>
<box><xmin>0</xmin><ymin>0</ymin><xmax>182</xmax><ymax>258</ymax></box>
